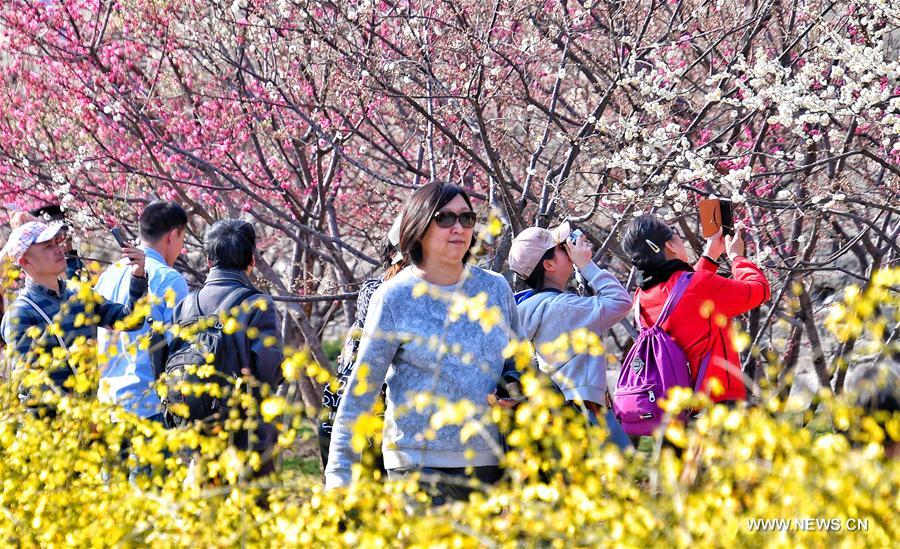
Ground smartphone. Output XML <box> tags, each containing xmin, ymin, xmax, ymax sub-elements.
<box><xmin>110</xmin><ymin>227</ymin><xmax>129</xmax><ymax>248</ymax></box>
<box><xmin>496</xmin><ymin>381</ymin><xmax>527</xmax><ymax>404</ymax></box>
<box><xmin>569</xmin><ymin>229</ymin><xmax>584</xmax><ymax>245</ymax></box>
<box><xmin>720</xmin><ymin>200</ymin><xmax>734</xmax><ymax>237</ymax></box>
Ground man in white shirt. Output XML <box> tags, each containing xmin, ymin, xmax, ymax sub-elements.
<box><xmin>96</xmin><ymin>201</ymin><xmax>189</xmax><ymax>422</ymax></box>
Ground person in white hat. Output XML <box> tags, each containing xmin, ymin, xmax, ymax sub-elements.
<box><xmin>509</xmin><ymin>222</ymin><xmax>633</xmax><ymax>448</ymax></box>
<box><xmin>1</xmin><ymin>221</ymin><xmax>147</xmax><ymax>413</ymax></box>
<box><xmin>26</xmin><ymin>203</ymin><xmax>85</xmax><ymax>280</ymax></box>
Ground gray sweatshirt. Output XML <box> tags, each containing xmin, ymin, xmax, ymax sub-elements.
<box><xmin>325</xmin><ymin>266</ymin><xmax>525</xmax><ymax>489</ymax></box>
<box><xmin>516</xmin><ymin>262</ymin><xmax>632</xmax><ymax>404</ymax></box>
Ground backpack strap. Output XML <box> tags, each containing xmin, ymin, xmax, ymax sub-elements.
<box><xmin>632</xmin><ymin>293</ymin><xmax>642</xmax><ymax>327</ymax></box>
<box><xmin>632</xmin><ymin>272</ymin><xmax>693</xmax><ymax>329</ymax></box>
<box><xmin>191</xmin><ymin>291</ymin><xmax>203</xmax><ymax>317</ymax></box>
<box><xmin>187</xmin><ymin>286</ymin><xmax>258</xmax><ymax>321</ymax></box>
<box><xmin>654</xmin><ymin>272</ymin><xmax>693</xmax><ymax>327</ymax></box>
<box><xmin>18</xmin><ymin>295</ymin><xmax>77</xmax><ymax>376</ymax></box>
<box><xmin>211</xmin><ymin>286</ymin><xmax>259</xmax><ymax>317</ymax></box>
<box><xmin>19</xmin><ymin>295</ymin><xmax>68</xmax><ymax>352</ymax></box>
<box><xmin>693</xmin><ymin>353</ymin><xmax>712</xmax><ymax>393</ymax></box>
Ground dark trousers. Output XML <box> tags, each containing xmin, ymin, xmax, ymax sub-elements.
<box><xmin>101</xmin><ymin>413</ymin><xmax>167</xmax><ymax>485</ymax></box>
<box><xmin>631</xmin><ymin>399</ymin><xmax>743</xmax><ymax>456</ymax></box>
<box><xmin>575</xmin><ymin>400</ymin><xmax>634</xmax><ymax>451</ymax></box>
<box><xmin>387</xmin><ymin>465</ymin><xmax>502</xmax><ymax>506</ymax></box>
<box><xmin>126</xmin><ymin>413</ymin><xmax>167</xmax><ymax>483</ymax></box>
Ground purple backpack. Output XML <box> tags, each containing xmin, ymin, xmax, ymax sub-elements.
<box><xmin>613</xmin><ymin>273</ymin><xmax>710</xmax><ymax>436</ymax></box>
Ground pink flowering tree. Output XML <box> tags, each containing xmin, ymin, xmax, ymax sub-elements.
<box><xmin>1</xmin><ymin>0</ymin><xmax>897</xmax><ymax>407</ymax></box>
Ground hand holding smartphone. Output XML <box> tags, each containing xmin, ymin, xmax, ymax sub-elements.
<box><xmin>568</xmin><ymin>229</ymin><xmax>583</xmax><ymax>245</ymax></box>
<box><xmin>111</xmin><ymin>227</ymin><xmax>146</xmax><ymax>277</ymax></box>
<box><xmin>564</xmin><ymin>229</ymin><xmax>593</xmax><ymax>270</ymax></box>
<box><xmin>488</xmin><ymin>381</ymin><xmax>526</xmax><ymax>408</ymax></box>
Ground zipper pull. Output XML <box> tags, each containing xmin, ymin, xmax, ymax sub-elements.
<box><xmin>648</xmin><ymin>390</ymin><xmax>656</xmax><ymax>403</ymax></box>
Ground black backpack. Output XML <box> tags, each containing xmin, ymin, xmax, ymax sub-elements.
<box><xmin>161</xmin><ymin>286</ymin><xmax>258</xmax><ymax>427</ymax></box>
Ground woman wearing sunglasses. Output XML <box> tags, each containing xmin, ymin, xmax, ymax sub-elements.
<box><xmin>325</xmin><ymin>182</ymin><xmax>525</xmax><ymax>503</ymax></box>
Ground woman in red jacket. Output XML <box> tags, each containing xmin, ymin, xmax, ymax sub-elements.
<box><xmin>621</xmin><ymin>215</ymin><xmax>771</xmax><ymax>403</ymax></box>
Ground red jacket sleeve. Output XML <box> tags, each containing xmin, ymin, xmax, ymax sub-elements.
<box><xmin>694</xmin><ymin>256</ymin><xmax>719</xmax><ymax>273</ymax></box>
<box><xmin>699</xmin><ymin>256</ymin><xmax>771</xmax><ymax>317</ymax></box>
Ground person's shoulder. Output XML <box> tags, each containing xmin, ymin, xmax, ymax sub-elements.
<box><xmin>358</xmin><ymin>269</ymin><xmax>415</xmax><ymax>314</ymax></box>
<box><xmin>524</xmin><ymin>290</ymin><xmax>589</xmax><ymax>318</ymax></box>
<box><xmin>356</xmin><ymin>276</ymin><xmax>383</xmax><ymax>299</ymax></box>
<box><xmin>2</xmin><ymin>295</ymin><xmax>38</xmax><ymax>327</ymax></box>
<box><xmin>376</xmin><ymin>268</ymin><xmax>414</xmax><ymax>294</ymax></box>
<box><xmin>469</xmin><ymin>265</ymin><xmax>507</xmax><ymax>284</ymax></box>
<box><xmin>97</xmin><ymin>260</ymin><xmax>128</xmax><ymax>286</ymax></box>
<box><xmin>147</xmin><ymin>260</ymin><xmax>185</xmax><ymax>284</ymax></box>
<box><xmin>152</xmin><ymin>261</ymin><xmax>184</xmax><ymax>279</ymax></box>
<box><xmin>3</xmin><ymin>294</ymin><xmax>27</xmax><ymax>315</ymax></box>
<box><xmin>677</xmin><ymin>270</ymin><xmax>724</xmax><ymax>304</ymax></box>
<box><xmin>361</xmin><ymin>277</ymin><xmax>383</xmax><ymax>291</ymax></box>
<box><xmin>153</xmin><ymin>270</ymin><xmax>188</xmax><ymax>302</ymax></box>
<box><xmin>540</xmin><ymin>289</ymin><xmax>581</xmax><ymax>305</ymax></box>
<box><xmin>687</xmin><ymin>268</ymin><xmax>722</xmax><ymax>288</ymax></box>
<box><xmin>243</xmin><ymin>287</ymin><xmax>274</xmax><ymax>309</ymax></box>
<box><xmin>468</xmin><ymin>266</ymin><xmax>512</xmax><ymax>292</ymax></box>
<box><xmin>172</xmin><ymin>289</ymin><xmax>199</xmax><ymax>319</ymax></box>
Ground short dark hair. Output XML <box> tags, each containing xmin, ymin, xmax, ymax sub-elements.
<box><xmin>204</xmin><ymin>219</ymin><xmax>256</xmax><ymax>270</ymax></box>
<box><xmin>398</xmin><ymin>182</ymin><xmax>475</xmax><ymax>266</ymax></box>
<box><xmin>29</xmin><ymin>203</ymin><xmax>66</xmax><ymax>221</ymax></box>
<box><xmin>524</xmin><ymin>247</ymin><xmax>558</xmax><ymax>289</ymax></box>
<box><xmin>621</xmin><ymin>214</ymin><xmax>675</xmax><ymax>269</ymax></box>
<box><xmin>139</xmin><ymin>201</ymin><xmax>188</xmax><ymax>243</ymax></box>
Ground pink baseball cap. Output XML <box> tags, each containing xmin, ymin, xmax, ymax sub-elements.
<box><xmin>508</xmin><ymin>222</ymin><xmax>572</xmax><ymax>277</ymax></box>
<box><xmin>1</xmin><ymin>221</ymin><xmax>65</xmax><ymax>264</ymax></box>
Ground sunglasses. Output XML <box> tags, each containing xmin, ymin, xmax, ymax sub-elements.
<box><xmin>433</xmin><ymin>210</ymin><xmax>477</xmax><ymax>229</ymax></box>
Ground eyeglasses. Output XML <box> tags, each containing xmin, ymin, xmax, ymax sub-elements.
<box><xmin>433</xmin><ymin>210</ymin><xmax>477</xmax><ymax>229</ymax></box>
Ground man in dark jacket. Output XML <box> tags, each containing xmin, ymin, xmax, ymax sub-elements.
<box><xmin>169</xmin><ymin>219</ymin><xmax>284</xmax><ymax>476</ymax></box>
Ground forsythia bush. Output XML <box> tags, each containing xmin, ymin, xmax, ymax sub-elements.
<box><xmin>0</xmin><ymin>272</ymin><xmax>897</xmax><ymax>547</ymax></box>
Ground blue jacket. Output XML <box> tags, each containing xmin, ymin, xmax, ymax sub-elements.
<box><xmin>96</xmin><ymin>247</ymin><xmax>189</xmax><ymax>417</ymax></box>
<box><xmin>1</xmin><ymin>275</ymin><xmax>148</xmax><ymax>393</ymax></box>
